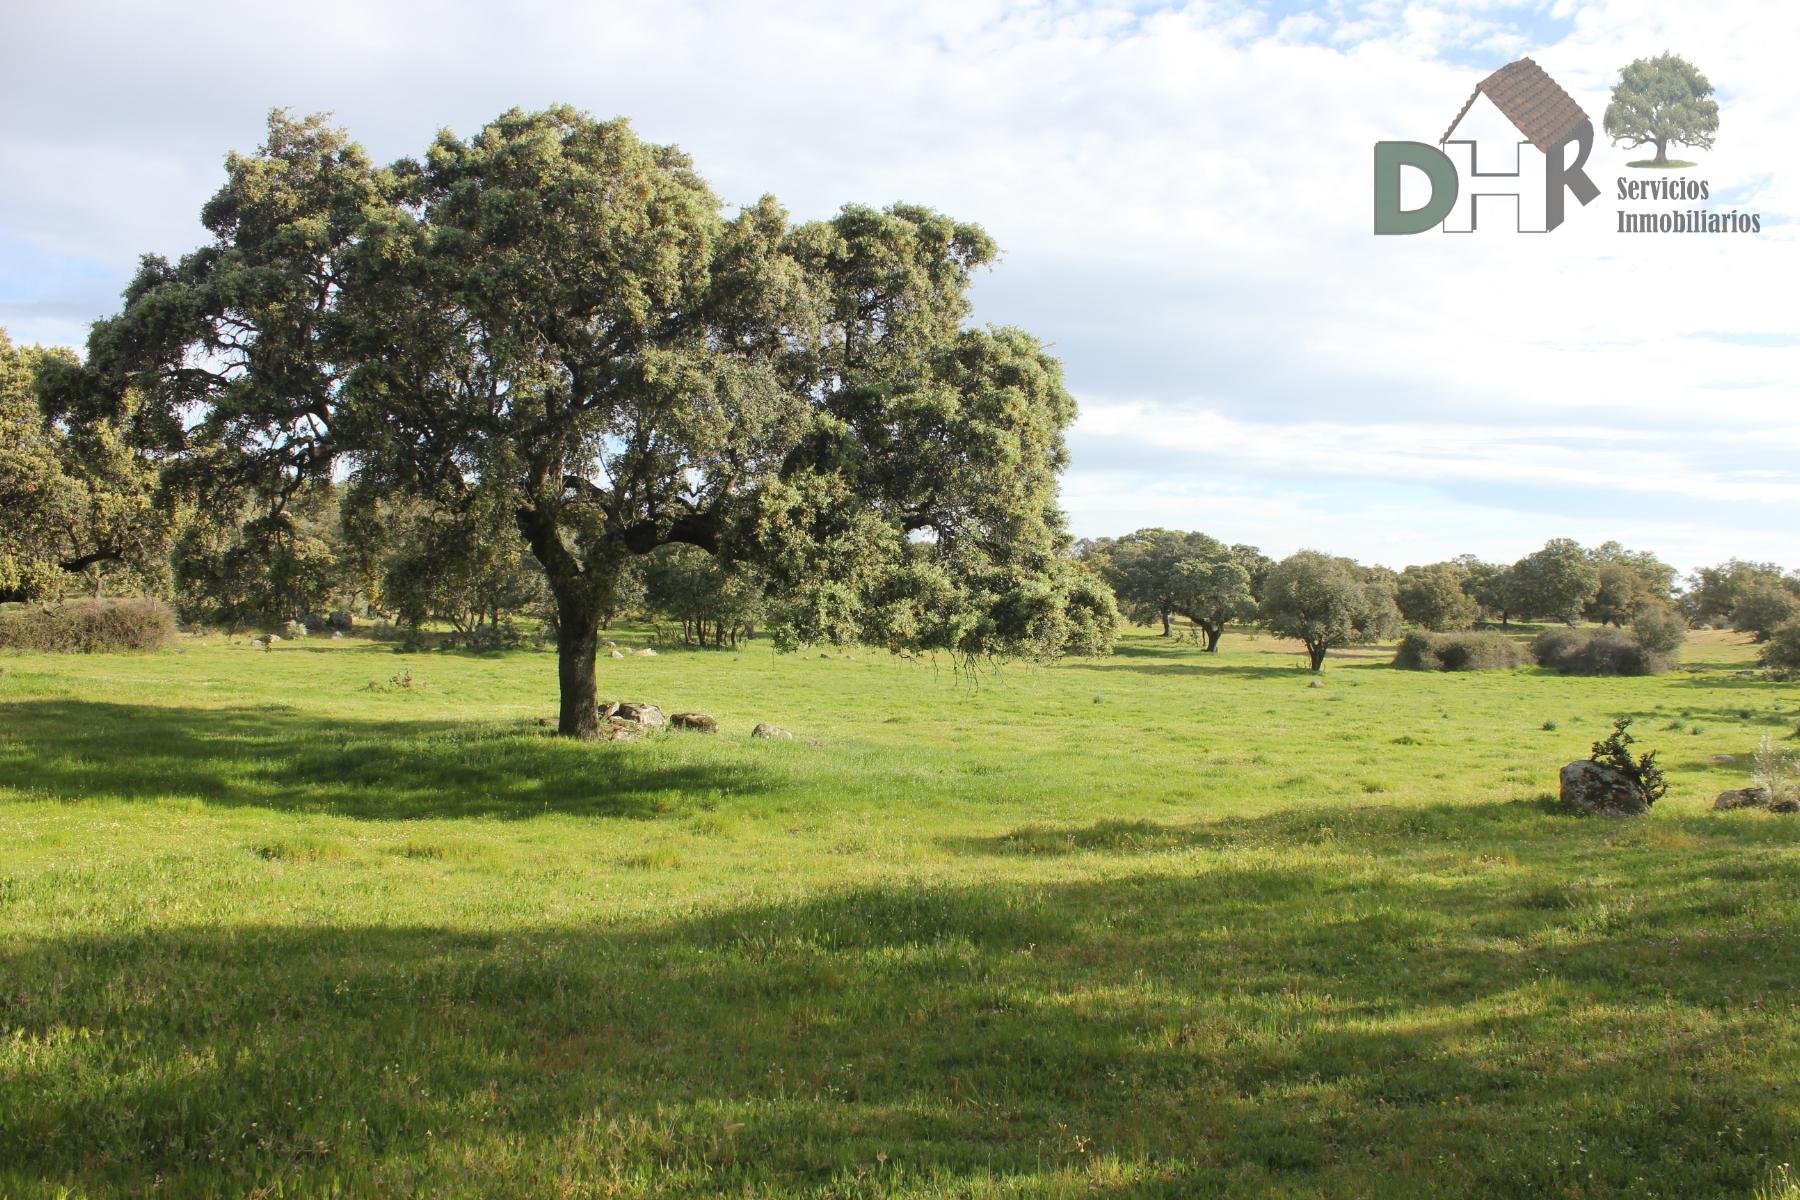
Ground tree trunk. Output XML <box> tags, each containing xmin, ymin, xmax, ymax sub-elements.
<box><xmin>554</xmin><ymin>597</ymin><xmax>601</xmax><ymax>738</ymax></box>
<box><xmin>1307</xmin><ymin>642</ymin><xmax>1328</xmax><ymax>672</ymax></box>
<box><xmin>1203</xmin><ymin>624</ymin><xmax>1223</xmax><ymax>653</ymax></box>
<box><xmin>1653</xmin><ymin>138</ymin><xmax>1668</xmax><ymax>165</ymax></box>
<box><xmin>1161</xmin><ymin>612</ymin><xmax>1172</xmax><ymax>637</ymax></box>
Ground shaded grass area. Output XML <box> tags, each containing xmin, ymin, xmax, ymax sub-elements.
<box><xmin>1</xmin><ymin>628</ymin><xmax>1798</xmax><ymax>1197</ymax></box>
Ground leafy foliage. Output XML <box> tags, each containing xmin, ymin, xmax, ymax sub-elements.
<box><xmin>0</xmin><ymin>329</ymin><xmax>169</xmax><ymax>603</ymax></box>
<box><xmin>1760</xmin><ymin>619</ymin><xmax>1800</xmax><ymax>680</ymax></box>
<box><xmin>1510</xmin><ymin>538</ymin><xmax>1598</xmax><ymax>626</ymax></box>
<box><xmin>1588</xmin><ymin>717</ymin><xmax>1667</xmax><ymax>806</ymax></box>
<box><xmin>73</xmin><ymin>109</ymin><xmax>1107</xmax><ymax>736</ymax></box>
<box><xmin>1532</xmin><ymin>628</ymin><xmax>1672</xmax><ymax>676</ymax></box>
<box><xmin>1081</xmin><ymin>529</ymin><xmax>1260</xmax><ymax>649</ymax></box>
<box><xmin>1257</xmin><ymin>550</ymin><xmax>1401</xmax><ymax>671</ymax></box>
<box><xmin>1395</xmin><ymin>562</ymin><xmax>1479</xmax><ymax>631</ymax></box>
<box><xmin>1730</xmin><ymin>581</ymin><xmax>1800</xmax><ymax>643</ymax></box>
<box><xmin>1392</xmin><ymin>630</ymin><xmax>1526</xmax><ymax>671</ymax></box>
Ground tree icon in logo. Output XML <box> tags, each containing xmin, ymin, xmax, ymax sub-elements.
<box><xmin>1604</xmin><ymin>53</ymin><xmax>1719</xmax><ymax>169</ymax></box>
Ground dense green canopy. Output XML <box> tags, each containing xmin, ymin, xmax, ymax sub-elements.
<box><xmin>1</xmin><ymin>330</ymin><xmax>167</xmax><ymax>603</ymax></box>
<box><xmin>71</xmin><ymin>109</ymin><xmax>1112</xmax><ymax>734</ymax></box>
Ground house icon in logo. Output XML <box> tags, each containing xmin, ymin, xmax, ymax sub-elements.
<box><xmin>1438</xmin><ymin>58</ymin><xmax>1594</xmax><ymax>232</ymax></box>
<box><xmin>1373</xmin><ymin>57</ymin><xmax>1600</xmax><ymax>234</ymax></box>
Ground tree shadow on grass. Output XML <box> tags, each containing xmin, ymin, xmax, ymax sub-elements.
<box><xmin>0</xmin><ymin>699</ymin><xmax>776</xmax><ymax>820</ymax></box>
<box><xmin>3</xmin><ymin>856</ymin><xmax>1796</xmax><ymax>1197</ymax></box>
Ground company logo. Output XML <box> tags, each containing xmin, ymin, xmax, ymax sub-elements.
<box><xmin>1373</xmin><ymin>58</ymin><xmax>1599</xmax><ymax>234</ymax></box>
<box><xmin>1375</xmin><ymin>54</ymin><xmax>1760</xmax><ymax>237</ymax></box>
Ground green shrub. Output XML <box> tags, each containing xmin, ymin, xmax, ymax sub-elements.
<box><xmin>1762</xmin><ymin>619</ymin><xmax>1800</xmax><ymax>680</ymax></box>
<box><xmin>1631</xmin><ymin>604</ymin><xmax>1688</xmax><ymax>656</ymax></box>
<box><xmin>1393</xmin><ymin>630</ymin><xmax>1527</xmax><ymax>671</ymax></box>
<box><xmin>1590</xmin><ymin>717</ymin><xmax>1667</xmax><ymax>807</ymax></box>
<box><xmin>0</xmin><ymin>599</ymin><xmax>177</xmax><ymax>653</ymax></box>
<box><xmin>1532</xmin><ymin>627</ymin><xmax>1670</xmax><ymax>676</ymax></box>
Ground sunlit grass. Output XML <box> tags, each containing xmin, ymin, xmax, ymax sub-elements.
<box><xmin>1</xmin><ymin>626</ymin><xmax>1796</xmax><ymax>1197</ymax></box>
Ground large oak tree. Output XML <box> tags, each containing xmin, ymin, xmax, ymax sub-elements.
<box><xmin>74</xmin><ymin>109</ymin><xmax>1112</xmax><ymax>735</ymax></box>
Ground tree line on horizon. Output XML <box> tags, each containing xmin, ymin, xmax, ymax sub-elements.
<box><xmin>4</xmin><ymin>109</ymin><xmax>1798</xmax><ymax>708</ymax></box>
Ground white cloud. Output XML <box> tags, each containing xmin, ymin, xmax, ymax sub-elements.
<box><xmin>2</xmin><ymin>0</ymin><xmax>1797</xmax><ymax>569</ymax></box>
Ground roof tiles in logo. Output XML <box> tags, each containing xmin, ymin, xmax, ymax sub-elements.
<box><xmin>1440</xmin><ymin>57</ymin><xmax>1591</xmax><ymax>152</ymax></box>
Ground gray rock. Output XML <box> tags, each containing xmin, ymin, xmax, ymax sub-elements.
<box><xmin>1713</xmin><ymin>787</ymin><xmax>1770</xmax><ymax>811</ymax></box>
<box><xmin>672</xmin><ymin>712</ymin><xmax>718</xmax><ymax>733</ymax></box>
<box><xmin>610</xmin><ymin>649</ymin><xmax>624</xmax><ymax>658</ymax></box>
<box><xmin>751</xmin><ymin>723</ymin><xmax>793</xmax><ymax>739</ymax></box>
<box><xmin>599</xmin><ymin>701</ymin><xmax>665</xmax><ymax>729</ymax></box>
<box><xmin>632</xmin><ymin>647</ymin><xmax>657</xmax><ymax>657</ymax></box>
<box><xmin>327</xmin><ymin>610</ymin><xmax>355</xmax><ymax>631</ymax></box>
<box><xmin>1559</xmin><ymin>760</ymin><xmax>1649</xmax><ymax>817</ymax></box>
<box><xmin>616</xmin><ymin>702</ymin><xmax>666</xmax><ymax>728</ymax></box>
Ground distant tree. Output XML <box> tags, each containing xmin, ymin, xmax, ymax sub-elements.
<box><xmin>1454</xmin><ymin>555</ymin><xmax>1518</xmax><ymax>625</ymax></box>
<box><xmin>1631</xmin><ymin>602</ymin><xmax>1689</xmax><ymax>657</ymax></box>
<box><xmin>643</xmin><ymin>543</ymin><xmax>765</xmax><ymax>647</ymax></box>
<box><xmin>1585</xmin><ymin>565</ymin><xmax>1648</xmax><ymax>627</ymax></box>
<box><xmin>380</xmin><ymin>495</ymin><xmax>548</xmax><ymax>640</ymax></box>
<box><xmin>1604</xmin><ymin>53</ymin><xmax>1720</xmax><ymax>166</ymax></box>
<box><xmin>1682</xmin><ymin>559</ymin><xmax>1792</xmax><ymax>626</ymax></box>
<box><xmin>74</xmin><ymin>108</ymin><xmax>1107</xmax><ymax>737</ymax></box>
<box><xmin>1257</xmin><ymin>550</ymin><xmax>1402</xmax><ymax>671</ymax></box>
<box><xmin>1083</xmin><ymin>528</ymin><xmax>1188</xmax><ymax>636</ymax></box>
<box><xmin>1396</xmin><ymin>562</ymin><xmax>1479</xmax><ymax>631</ymax></box>
<box><xmin>173</xmin><ymin>488</ymin><xmax>338</xmax><ymax>628</ymax></box>
<box><xmin>1761</xmin><ymin>619</ymin><xmax>1800</xmax><ymax>680</ymax></box>
<box><xmin>1230</xmin><ymin>543</ymin><xmax>1275</xmax><ymax>600</ymax></box>
<box><xmin>0</xmin><ymin>329</ymin><xmax>168</xmax><ymax>602</ymax></box>
<box><xmin>1731</xmin><ymin>581</ymin><xmax>1800</xmax><ymax>643</ymax></box>
<box><xmin>1511</xmin><ymin>539</ymin><xmax>1599</xmax><ymax>625</ymax></box>
<box><xmin>1169</xmin><ymin>549</ymin><xmax>1255</xmax><ymax>652</ymax></box>
<box><xmin>1582</xmin><ymin>543</ymin><xmax>1675</xmax><ymax>626</ymax></box>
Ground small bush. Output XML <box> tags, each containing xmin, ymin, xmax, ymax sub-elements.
<box><xmin>1752</xmin><ymin>734</ymin><xmax>1800</xmax><ymax>808</ymax></box>
<box><xmin>1532</xmin><ymin>628</ymin><xmax>1671</xmax><ymax>676</ymax></box>
<box><xmin>1393</xmin><ymin>630</ymin><xmax>1528</xmax><ymax>671</ymax></box>
<box><xmin>1761</xmin><ymin>619</ymin><xmax>1800</xmax><ymax>680</ymax></box>
<box><xmin>1631</xmin><ymin>604</ymin><xmax>1688</xmax><ymax>657</ymax></box>
<box><xmin>1590</xmin><ymin>717</ymin><xmax>1667</xmax><ymax>807</ymax></box>
<box><xmin>0</xmin><ymin>600</ymin><xmax>177</xmax><ymax>653</ymax></box>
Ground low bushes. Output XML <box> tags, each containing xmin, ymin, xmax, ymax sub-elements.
<box><xmin>1762</xmin><ymin>619</ymin><xmax>1800</xmax><ymax>680</ymax></box>
<box><xmin>0</xmin><ymin>599</ymin><xmax>177</xmax><ymax>653</ymax></box>
<box><xmin>1393</xmin><ymin>630</ymin><xmax>1527</xmax><ymax>671</ymax></box>
<box><xmin>1532</xmin><ymin>627</ymin><xmax>1671</xmax><ymax>676</ymax></box>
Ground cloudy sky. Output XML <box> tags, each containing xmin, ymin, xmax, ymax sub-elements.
<box><xmin>4</xmin><ymin>0</ymin><xmax>1797</xmax><ymax>572</ymax></box>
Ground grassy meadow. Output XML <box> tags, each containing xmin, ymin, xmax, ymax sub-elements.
<box><xmin>2</xmin><ymin>624</ymin><xmax>1798</xmax><ymax>1198</ymax></box>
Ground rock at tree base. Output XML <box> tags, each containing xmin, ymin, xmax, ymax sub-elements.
<box><xmin>599</xmin><ymin>701</ymin><xmax>666</xmax><ymax>729</ymax></box>
<box><xmin>751</xmin><ymin>723</ymin><xmax>793</xmax><ymax>739</ymax></box>
<box><xmin>610</xmin><ymin>649</ymin><xmax>624</xmax><ymax>658</ymax></box>
<box><xmin>1559</xmin><ymin>760</ymin><xmax>1649</xmax><ymax>817</ymax></box>
<box><xmin>327</xmin><ymin>610</ymin><xmax>355</xmax><ymax>631</ymax></box>
<box><xmin>672</xmin><ymin>712</ymin><xmax>718</xmax><ymax>733</ymax></box>
<box><xmin>1713</xmin><ymin>787</ymin><xmax>1770</xmax><ymax>811</ymax></box>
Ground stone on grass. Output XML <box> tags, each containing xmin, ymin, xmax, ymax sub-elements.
<box><xmin>672</xmin><ymin>712</ymin><xmax>718</xmax><ymax>733</ymax></box>
<box><xmin>616</xmin><ymin>702</ymin><xmax>666</xmax><ymax>728</ymax></box>
<box><xmin>632</xmin><ymin>647</ymin><xmax>657</xmax><ymax>657</ymax></box>
<box><xmin>611</xmin><ymin>649</ymin><xmax>624</xmax><ymax>658</ymax></box>
<box><xmin>1713</xmin><ymin>787</ymin><xmax>1770</xmax><ymax>811</ymax></box>
<box><xmin>1559</xmin><ymin>759</ymin><xmax>1649</xmax><ymax>817</ymax></box>
<box><xmin>751</xmin><ymin>723</ymin><xmax>793</xmax><ymax>740</ymax></box>
<box><xmin>327</xmin><ymin>610</ymin><xmax>356</xmax><ymax>631</ymax></box>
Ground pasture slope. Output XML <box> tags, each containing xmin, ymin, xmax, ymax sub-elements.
<box><xmin>1</xmin><ymin>627</ymin><xmax>1797</xmax><ymax>1198</ymax></box>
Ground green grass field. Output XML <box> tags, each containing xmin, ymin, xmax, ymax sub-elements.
<box><xmin>2</xmin><ymin>626</ymin><xmax>1797</xmax><ymax>1198</ymax></box>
